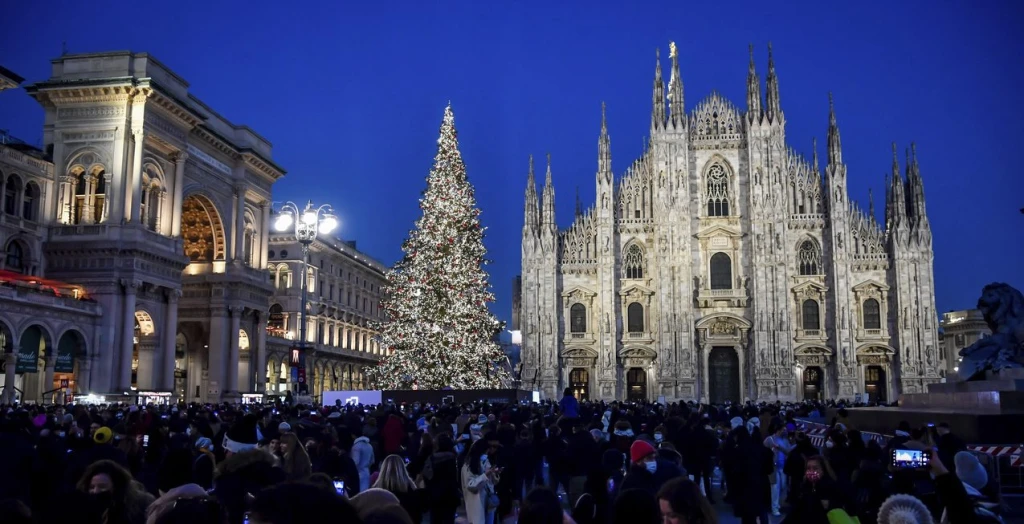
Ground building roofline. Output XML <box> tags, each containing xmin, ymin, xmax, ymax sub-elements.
<box><xmin>0</xmin><ymin>65</ymin><xmax>25</xmax><ymax>84</ymax></box>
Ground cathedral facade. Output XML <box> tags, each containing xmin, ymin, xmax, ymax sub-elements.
<box><xmin>519</xmin><ymin>44</ymin><xmax>941</xmax><ymax>403</ymax></box>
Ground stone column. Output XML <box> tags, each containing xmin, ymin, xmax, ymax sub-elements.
<box><xmin>233</xmin><ymin>184</ymin><xmax>246</xmax><ymax>261</ymax></box>
<box><xmin>101</xmin><ymin>173</ymin><xmax>112</xmax><ymax>223</ymax></box>
<box><xmin>58</xmin><ymin>176</ymin><xmax>74</xmax><ymax>224</ymax></box>
<box><xmin>1</xmin><ymin>352</ymin><xmax>16</xmax><ymax>404</ymax></box>
<box><xmin>255</xmin><ymin>311</ymin><xmax>267</xmax><ymax>393</ymax></box>
<box><xmin>259</xmin><ymin>201</ymin><xmax>271</xmax><ymax>268</ymax></box>
<box><xmin>208</xmin><ymin>308</ymin><xmax>228</xmax><ymax>402</ymax></box>
<box><xmin>141</xmin><ymin>185</ymin><xmax>152</xmax><ymax>228</ymax></box>
<box><xmin>161</xmin><ymin>290</ymin><xmax>180</xmax><ymax>391</ymax></box>
<box><xmin>171</xmin><ymin>152</ymin><xmax>187</xmax><ymax>236</ymax></box>
<box><xmin>228</xmin><ymin>306</ymin><xmax>243</xmax><ymax>394</ymax></box>
<box><xmin>129</xmin><ymin>129</ymin><xmax>145</xmax><ymax>223</ymax></box>
<box><xmin>82</xmin><ymin>175</ymin><xmax>96</xmax><ymax>224</ymax></box>
<box><xmin>42</xmin><ymin>353</ymin><xmax>56</xmax><ymax>403</ymax></box>
<box><xmin>155</xmin><ymin>189</ymin><xmax>166</xmax><ymax>233</ymax></box>
<box><xmin>118</xmin><ymin>279</ymin><xmax>141</xmax><ymax>390</ymax></box>
<box><xmin>78</xmin><ymin>356</ymin><xmax>92</xmax><ymax>394</ymax></box>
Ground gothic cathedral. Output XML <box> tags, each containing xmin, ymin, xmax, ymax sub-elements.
<box><xmin>518</xmin><ymin>44</ymin><xmax>941</xmax><ymax>403</ymax></box>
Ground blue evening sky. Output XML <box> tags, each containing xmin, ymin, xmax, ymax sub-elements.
<box><xmin>1</xmin><ymin>1</ymin><xmax>1022</xmax><ymax>330</ymax></box>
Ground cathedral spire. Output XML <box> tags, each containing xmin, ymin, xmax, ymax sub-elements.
<box><xmin>541</xmin><ymin>153</ymin><xmax>556</xmax><ymax>227</ymax></box>
<box><xmin>523</xmin><ymin>155</ymin><xmax>539</xmax><ymax>234</ymax></box>
<box><xmin>651</xmin><ymin>48</ymin><xmax>666</xmax><ymax>130</ymax></box>
<box><xmin>908</xmin><ymin>143</ymin><xmax>931</xmax><ymax>234</ymax></box>
<box><xmin>868</xmin><ymin>187</ymin><xmax>875</xmax><ymax>220</ymax></box>
<box><xmin>886</xmin><ymin>142</ymin><xmax>907</xmax><ymax>231</ymax></box>
<box><xmin>812</xmin><ymin>137</ymin><xmax>819</xmax><ymax>174</ymax></box>
<box><xmin>667</xmin><ymin>41</ymin><xmax>684</xmax><ymax>129</ymax></box>
<box><xmin>598</xmin><ymin>102</ymin><xmax>612</xmax><ymax>183</ymax></box>
<box><xmin>765</xmin><ymin>42</ymin><xmax>782</xmax><ymax>123</ymax></box>
<box><xmin>827</xmin><ymin>93</ymin><xmax>843</xmax><ymax>167</ymax></box>
<box><xmin>746</xmin><ymin>44</ymin><xmax>762</xmax><ymax>123</ymax></box>
<box><xmin>575</xmin><ymin>186</ymin><xmax>583</xmax><ymax>217</ymax></box>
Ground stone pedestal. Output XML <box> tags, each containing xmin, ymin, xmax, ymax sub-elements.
<box><xmin>846</xmin><ymin>369</ymin><xmax>1024</xmax><ymax>443</ymax></box>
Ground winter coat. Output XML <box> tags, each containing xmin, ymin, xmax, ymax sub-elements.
<box><xmin>382</xmin><ymin>414</ymin><xmax>406</xmax><ymax>456</ymax></box>
<box><xmin>618</xmin><ymin>459</ymin><xmax>686</xmax><ymax>499</ymax></box>
<box><xmin>461</xmin><ymin>459</ymin><xmax>494</xmax><ymax>524</ymax></box>
<box><xmin>351</xmin><ymin>436</ymin><xmax>375</xmax><ymax>492</ymax></box>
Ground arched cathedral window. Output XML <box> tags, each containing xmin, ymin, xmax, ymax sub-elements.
<box><xmin>798</xmin><ymin>240</ymin><xmax>821</xmax><ymax>275</ymax></box>
<box><xmin>863</xmin><ymin>299</ymin><xmax>881</xmax><ymax>330</ymax></box>
<box><xmin>623</xmin><ymin>244</ymin><xmax>644</xmax><ymax>279</ymax></box>
<box><xmin>709</xmin><ymin>252</ymin><xmax>732</xmax><ymax>290</ymax></box>
<box><xmin>705</xmin><ymin>164</ymin><xmax>730</xmax><ymax>217</ymax></box>
<box><xmin>802</xmin><ymin>299</ymin><xmax>820</xmax><ymax>330</ymax></box>
<box><xmin>627</xmin><ymin>303</ymin><xmax>644</xmax><ymax>333</ymax></box>
<box><xmin>570</xmin><ymin>304</ymin><xmax>587</xmax><ymax>333</ymax></box>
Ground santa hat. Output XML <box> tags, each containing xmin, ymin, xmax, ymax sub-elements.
<box><xmin>223</xmin><ymin>414</ymin><xmax>263</xmax><ymax>454</ymax></box>
<box><xmin>629</xmin><ymin>439</ymin><xmax>657</xmax><ymax>464</ymax></box>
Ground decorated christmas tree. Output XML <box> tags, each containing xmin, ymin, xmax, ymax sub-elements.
<box><xmin>368</xmin><ymin>105</ymin><xmax>509</xmax><ymax>390</ymax></box>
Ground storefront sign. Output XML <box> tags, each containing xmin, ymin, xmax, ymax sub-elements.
<box><xmin>15</xmin><ymin>329</ymin><xmax>41</xmax><ymax>374</ymax></box>
<box><xmin>55</xmin><ymin>336</ymin><xmax>76</xmax><ymax>373</ymax></box>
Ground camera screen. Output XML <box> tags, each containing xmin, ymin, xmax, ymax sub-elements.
<box><xmin>891</xmin><ymin>448</ymin><xmax>930</xmax><ymax>469</ymax></box>
<box><xmin>333</xmin><ymin>480</ymin><xmax>344</xmax><ymax>494</ymax></box>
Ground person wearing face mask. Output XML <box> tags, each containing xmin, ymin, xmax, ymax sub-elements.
<box><xmin>76</xmin><ymin>459</ymin><xmax>155</xmax><ymax>524</ymax></box>
<box><xmin>782</xmin><ymin>455</ymin><xmax>849</xmax><ymax>524</ymax></box>
<box><xmin>619</xmin><ymin>439</ymin><xmax>683</xmax><ymax>499</ymax></box>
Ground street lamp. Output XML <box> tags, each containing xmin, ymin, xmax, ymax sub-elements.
<box><xmin>273</xmin><ymin>200</ymin><xmax>338</xmax><ymax>395</ymax></box>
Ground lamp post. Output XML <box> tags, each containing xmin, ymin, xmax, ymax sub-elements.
<box><xmin>272</xmin><ymin>200</ymin><xmax>338</xmax><ymax>395</ymax></box>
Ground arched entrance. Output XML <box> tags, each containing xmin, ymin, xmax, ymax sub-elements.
<box><xmin>569</xmin><ymin>368</ymin><xmax>589</xmax><ymax>401</ymax></box>
<box><xmin>181</xmin><ymin>194</ymin><xmax>227</xmax><ymax>264</ymax></box>
<box><xmin>802</xmin><ymin>366</ymin><xmax>823</xmax><ymax>401</ymax></box>
<box><xmin>626</xmin><ymin>368</ymin><xmax>646</xmax><ymax>401</ymax></box>
<box><xmin>16</xmin><ymin>325</ymin><xmax>51</xmax><ymax>402</ymax></box>
<box><xmin>133</xmin><ymin>310</ymin><xmax>157</xmax><ymax>389</ymax></box>
<box><xmin>865</xmin><ymin>365</ymin><xmax>887</xmax><ymax>403</ymax></box>
<box><xmin>708</xmin><ymin>346</ymin><xmax>740</xmax><ymax>404</ymax></box>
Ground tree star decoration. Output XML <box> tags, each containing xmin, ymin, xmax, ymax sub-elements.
<box><xmin>367</xmin><ymin>104</ymin><xmax>509</xmax><ymax>390</ymax></box>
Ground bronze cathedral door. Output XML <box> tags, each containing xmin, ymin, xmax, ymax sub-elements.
<box><xmin>709</xmin><ymin>346</ymin><xmax>740</xmax><ymax>404</ymax></box>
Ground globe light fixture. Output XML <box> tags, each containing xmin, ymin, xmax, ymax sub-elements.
<box><xmin>270</xmin><ymin>200</ymin><xmax>340</xmax><ymax>395</ymax></box>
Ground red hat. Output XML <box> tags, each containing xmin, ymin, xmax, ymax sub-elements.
<box><xmin>630</xmin><ymin>439</ymin><xmax>657</xmax><ymax>463</ymax></box>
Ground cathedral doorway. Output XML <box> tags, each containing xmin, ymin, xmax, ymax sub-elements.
<box><xmin>864</xmin><ymin>365</ymin><xmax>887</xmax><ymax>403</ymax></box>
<box><xmin>708</xmin><ymin>346</ymin><xmax>740</xmax><ymax>405</ymax></box>
<box><xmin>570</xmin><ymin>368</ymin><xmax>589</xmax><ymax>401</ymax></box>
<box><xmin>626</xmin><ymin>368</ymin><xmax>646</xmax><ymax>401</ymax></box>
<box><xmin>802</xmin><ymin>366</ymin><xmax>823</xmax><ymax>401</ymax></box>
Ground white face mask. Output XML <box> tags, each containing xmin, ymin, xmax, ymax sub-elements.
<box><xmin>654</xmin><ymin>433</ymin><xmax>663</xmax><ymax>442</ymax></box>
<box><xmin>645</xmin><ymin>461</ymin><xmax>658</xmax><ymax>474</ymax></box>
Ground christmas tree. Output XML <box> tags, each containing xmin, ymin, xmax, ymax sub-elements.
<box><xmin>369</xmin><ymin>105</ymin><xmax>509</xmax><ymax>390</ymax></box>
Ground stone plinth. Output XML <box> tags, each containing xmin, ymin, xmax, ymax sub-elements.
<box><xmin>846</xmin><ymin>369</ymin><xmax>1024</xmax><ymax>443</ymax></box>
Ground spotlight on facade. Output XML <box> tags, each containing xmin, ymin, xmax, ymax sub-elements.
<box><xmin>273</xmin><ymin>210</ymin><xmax>294</xmax><ymax>232</ymax></box>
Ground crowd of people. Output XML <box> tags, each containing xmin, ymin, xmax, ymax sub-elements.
<box><xmin>0</xmin><ymin>388</ymin><xmax>1008</xmax><ymax>524</ymax></box>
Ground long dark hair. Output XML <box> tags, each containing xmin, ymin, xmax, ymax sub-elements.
<box><xmin>656</xmin><ymin>477</ymin><xmax>717</xmax><ymax>524</ymax></box>
<box><xmin>466</xmin><ymin>438</ymin><xmax>489</xmax><ymax>475</ymax></box>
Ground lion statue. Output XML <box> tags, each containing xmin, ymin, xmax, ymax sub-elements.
<box><xmin>958</xmin><ymin>283</ymin><xmax>1024</xmax><ymax>381</ymax></box>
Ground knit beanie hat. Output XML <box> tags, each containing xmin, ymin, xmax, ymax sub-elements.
<box><xmin>93</xmin><ymin>427</ymin><xmax>113</xmax><ymax>445</ymax></box>
<box><xmin>730</xmin><ymin>417</ymin><xmax>743</xmax><ymax>430</ymax></box>
<box><xmin>278</xmin><ymin>422</ymin><xmax>291</xmax><ymax>433</ymax></box>
<box><xmin>630</xmin><ymin>439</ymin><xmax>657</xmax><ymax>463</ymax></box>
<box><xmin>877</xmin><ymin>493</ymin><xmax>932</xmax><ymax>524</ymax></box>
<box><xmin>954</xmin><ymin>451</ymin><xmax>988</xmax><ymax>491</ymax></box>
<box><xmin>223</xmin><ymin>414</ymin><xmax>263</xmax><ymax>454</ymax></box>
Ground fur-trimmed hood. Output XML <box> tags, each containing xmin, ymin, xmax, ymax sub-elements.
<box><xmin>215</xmin><ymin>447</ymin><xmax>279</xmax><ymax>478</ymax></box>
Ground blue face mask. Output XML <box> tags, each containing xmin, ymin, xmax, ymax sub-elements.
<box><xmin>645</xmin><ymin>461</ymin><xmax>657</xmax><ymax>474</ymax></box>
<box><xmin>654</xmin><ymin>433</ymin><xmax>663</xmax><ymax>442</ymax></box>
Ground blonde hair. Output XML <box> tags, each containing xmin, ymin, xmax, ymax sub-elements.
<box><xmin>372</xmin><ymin>454</ymin><xmax>416</xmax><ymax>494</ymax></box>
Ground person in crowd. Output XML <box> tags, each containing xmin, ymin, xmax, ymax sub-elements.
<box><xmin>192</xmin><ymin>436</ymin><xmax>216</xmax><ymax>489</ymax></box>
<box><xmin>145</xmin><ymin>483</ymin><xmax>227</xmax><ymax>524</ymax></box>
<box><xmin>612</xmin><ymin>488</ymin><xmax>660</xmax><ymax>524</ymax></box>
<box><xmin>247</xmin><ymin>481</ymin><xmax>361</xmax><ymax>524</ymax></box>
<box><xmin>373</xmin><ymin>454</ymin><xmax>425</xmax><ymax>523</ymax></box>
<box><xmin>935</xmin><ymin>422</ymin><xmax>967</xmax><ymax>476</ymax></box>
<box><xmin>212</xmin><ymin>416</ymin><xmax>285</xmax><ymax>524</ymax></box>
<box><xmin>560</xmin><ymin>388</ymin><xmax>580</xmax><ymax>421</ymax></box>
<box><xmin>726</xmin><ymin>420</ymin><xmax>772</xmax><ymax>524</ymax></box>
<box><xmin>352</xmin><ymin>431</ymin><xmax>376</xmax><ymax>493</ymax></box>
<box><xmin>849</xmin><ymin>441</ymin><xmax>889</xmax><ymax>523</ymax></box>
<box><xmin>419</xmin><ymin>433</ymin><xmax>460</xmax><ymax>524</ymax></box>
<box><xmin>520</xmin><ymin>487</ymin><xmax>567</xmax><ymax>524</ymax></box>
<box><xmin>782</xmin><ymin>431</ymin><xmax>818</xmax><ymax>505</ymax></box>
<box><xmin>763</xmin><ymin>419</ymin><xmax>794</xmax><ymax>516</ymax></box>
<box><xmin>407</xmin><ymin>432</ymin><xmax>434</xmax><ymax>479</ymax></box>
<box><xmin>77</xmin><ymin>459</ymin><xmax>155</xmax><ymax>524</ymax></box>
<box><xmin>656</xmin><ymin>477</ymin><xmax>717</xmax><ymax>524</ymax></box>
<box><xmin>619</xmin><ymin>439</ymin><xmax>684</xmax><ymax>498</ymax></box>
<box><xmin>462</xmin><ymin>438</ymin><xmax>500</xmax><ymax>524</ymax></box>
<box><xmin>944</xmin><ymin>450</ymin><xmax>1005</xmax><ymax>523</ymax></box>
<box><xmin>278</xmin><ymin>432</ymin><xmax>312</xmax><ymax>481</ymax></box>
<box><xmin>876</xmin><ymin>493</ymin><xmax>932</xmax><ymax>524</ymax></box>
<box><xmin>783</xmin><ymin>455</ymin><xmax>848</xmax><ymax>524</ymax></box>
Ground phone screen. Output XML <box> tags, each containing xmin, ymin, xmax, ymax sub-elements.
<box><xmin>143</xmin><ymin>435</ymin><xmax>150</xmax><ymax>448</ymax></box>
<box><xmin>891</xmin><ymin>448</ymin><xmax>930</xmax><ymax>469</ymax></box>
<box><xmin>243</xmin><ymin>511</ymin><xmax>251</xmax><ymax>524</ymax></box>
<box><xmin>333</xmin><ymin>479</ymin><xmax>345</xmax><ymax>495</ymax></box>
